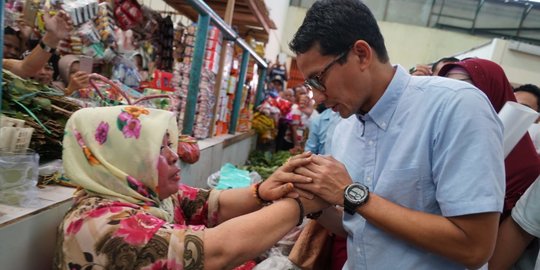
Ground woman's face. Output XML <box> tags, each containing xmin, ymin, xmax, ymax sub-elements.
<box><xmin>157</xmin><ymin>133</ymin><xmax>181</xmax><ymax>200</ymax></box>
<box><xmin>70</xmin><ymin>61</ymin><xmax>80</xmax><ymax>77</ymax></box>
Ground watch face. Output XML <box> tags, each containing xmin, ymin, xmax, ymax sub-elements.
<box><xmin>347</xmin><ymin>186</ymin><xmax>366</xmax><ymax>202</ymax></box>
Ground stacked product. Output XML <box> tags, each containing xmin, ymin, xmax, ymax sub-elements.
<box><xmin>192</xmin><ymin>70</ymin><xmax>216</xmax><ymax>139</ymax></box>
<box><xmin>213</xmin><ymin>41</ymin><xmax>235</xmax><ymax>136</ymax></box>
<box><xmin>204</xmin><ymin>26</ymin><xmax>222</xmax><ymax>74</ymax></box>
<box><xmin>172</xmin><ymin>62</ymin><xmax>191</xmax><ymax>128</ymax></box>
<box><xmin>172</xmin><ymin>24</ymin><xmax>222</xmax><ymax>139</ymax></box>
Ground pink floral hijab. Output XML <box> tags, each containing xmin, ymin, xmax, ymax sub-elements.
<box><xmin>63</xmin><ymin>106</ymin><xmax>179</xmax><ymax>221</ymax></box>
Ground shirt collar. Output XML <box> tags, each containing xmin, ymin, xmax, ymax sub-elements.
<box><xmin>357</xmin><ymin>65</ymin><xmax>410</xmax><ymax>131</ymax></box>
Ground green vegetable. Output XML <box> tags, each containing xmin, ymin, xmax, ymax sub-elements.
<box><xmin>244</xmin><ymin>150</ymin><xmax>292</xmax><ymax>179</ymax></box>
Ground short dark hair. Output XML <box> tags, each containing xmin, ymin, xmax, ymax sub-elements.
<box><xmin>431</xmin><ymin>57</ymin><xmax>459</xmax><ymax>73</ymax></box>
<box><xmin>514</xmin><ymin>84</ymin><xmax>540</xmax><ymax>111</ymax></box>
<box><xmin>289</xmin><ymin>0</ymin><xmax>389</xmax><ymax>63</ymax></box>
<box><xmin>4</xmin><ymin>26</ymin><xmax>21</xmax><ymax>41</ymax></box>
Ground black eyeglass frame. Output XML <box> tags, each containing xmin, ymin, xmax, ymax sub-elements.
<box><xmin>304</xmin><ymin>48</ymin><xmax>351</xmax><ymax>92</ymax></box>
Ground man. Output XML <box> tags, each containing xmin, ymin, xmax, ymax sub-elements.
<box><xmin>289</xmin><ymin>0</ymin><xmax>505</xmax><ymax>269</ymax></box>
<box><xmin>3</xmin><ymin>26</ymin><xmax>23</xmax><ymax>59</ymax></box>
<box><xmin>3</xmin><ymin>11</ymin><xmax>72</xmax><ymax>79</ymax></box>
<box><xmin>514</xmin><ymin>84</ymin><xmax>540</xmax><ymax>113</ymax></box>
<box><xmin>515</xmin><ymin>84</ymin><xmax>540</xmax><ymax>154</ymax></box>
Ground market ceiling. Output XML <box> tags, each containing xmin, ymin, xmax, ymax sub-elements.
<box><xmin>165</xmin><ymin>0</ymin><xmax>277</xmax><ymax>43</ymax></box>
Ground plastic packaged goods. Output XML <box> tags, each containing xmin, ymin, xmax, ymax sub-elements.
<box><xmin>0</xmin><ymin>150</ymin><xmax>40</xmax><ymax>207</ymax></box>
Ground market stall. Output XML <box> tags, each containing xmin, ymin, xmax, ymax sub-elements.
<box><xmin>0</xmin><ymin>0</ymin><xmax>275</xmax><ymax>268</ymax></box>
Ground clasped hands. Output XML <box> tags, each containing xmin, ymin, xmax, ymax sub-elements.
<box><xmin>258</xmin><ymin>152</ymin><xmax>354</xmax><ymax>214</ymax></box>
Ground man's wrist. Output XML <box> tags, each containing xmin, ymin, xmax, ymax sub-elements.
<box><xmin>41</xmin><ymin>32</ymin><xmax>60</xmax><ymax>50</ymax></box>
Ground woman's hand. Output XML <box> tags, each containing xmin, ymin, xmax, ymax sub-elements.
<box><xmin>294</xmin><ymin>155</ymin><xmax>353</xmax><ymax>206</ymax></box>
<box><xmin>258</xmin><ymin>152</ymin><xmax>314</xmax><ymax>201</ymax></box>
<box><xmin>66</xmin><ymin>71</ymin><xmax>89</xmax><ymax>95</ymax></box>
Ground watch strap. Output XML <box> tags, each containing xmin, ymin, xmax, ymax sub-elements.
<box><xmin>343</xmin><ymin>183</ymin><xmax>369</xmax><ymax>215</ymax></box>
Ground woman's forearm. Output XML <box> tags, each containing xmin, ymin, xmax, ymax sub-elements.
<box><xmin>216</xmin><ymin>187</ymin><xmax>261</xmax><ymax>224</ymax></box>
<box><xmin>203</xmin><ymin>199</ymin><xmax>300</xmax><ymax>269</ymax></box>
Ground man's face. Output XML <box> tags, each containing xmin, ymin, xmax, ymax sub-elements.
<box><xmin>515</xmin><ymin>91</ymin><xmax>539</xmax><ymax>112</ymax></box>
<box><xmin>3</xmin><ymin>34</ymin><xmax>21</xmax><ymax>59</ymax></box>
<box><xmin>296</xmin><ymin>44</ymin><xmax>373</xmax><ymax>118</ymax></box>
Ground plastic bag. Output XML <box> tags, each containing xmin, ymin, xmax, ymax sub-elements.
<box><xmin>0</xmin><ymin>150</ymin><xmax>41</xmax><ymax>207</ymax></box>
<box><xmin>254</xmin><ymin>247</ymin><xmax>299</xmax><ymax>270</ymax></box>
<box><xmin>215</xmin><ymin>163</ymin><xmax>252</xmax><ymax>190</ymax></box>
<box><xmin>177</xmin><ymin>135</ymin><xmax>200</xmax><ymax>164</ymax></box>
<box><xmin>207</xmin><ymin>169</ymin><xmax>262</xmax><ymax>189</ymax></box>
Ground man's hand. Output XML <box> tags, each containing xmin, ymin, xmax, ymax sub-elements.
<box><xmin>410</xmin><ymin>64</ymin><xmax>432</xmax><ymax>76</ymax></box>
<box><xmin>43</xmin><ymin>10</ymin><xmax>74</xmax><ymax>45</ymax></box>
<box><xmin>294</xmin><ymin>155</ymin><xmax>353</xmax><ymax>206</ymax></box>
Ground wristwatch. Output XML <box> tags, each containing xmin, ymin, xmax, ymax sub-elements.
<box><xmin>343</xmin><ymin>183</ymin><xmax>369</xmax><ymax>215</ymax></box>
<box><xmin>39</xmin><ymin>40</ymin><xmax>56</xmax><ymax>54</ymax></box>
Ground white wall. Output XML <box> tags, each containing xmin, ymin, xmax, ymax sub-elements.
<box><xmin>279</xmin><ymin>7</ymin><xmax>490</xmax><ymax>69</ymax></box>
<box><xmin>378</xmin><ymin>22</ymin><xmax>490</xmax><ymax>69</ymax></box>
<box><xmin>455</xmin><ymin>39</ymin><xmax>540</xmax><ymax>86</ymax></box>
<box><xmin>263</xmin><ymin>0</ymin><xmax>290</xmax><ymax>62</ymax></box>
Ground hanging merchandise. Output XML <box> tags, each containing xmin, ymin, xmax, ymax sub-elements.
<box><xmin>113</xmin><ymin>0</ymin><xmax>143</xmax><ymax>30</ymax></box>
<box><xmin>156</xmin><ymin>16</ymin><xmax>174</xmax><ymax>71</ymax></box>
<box><xmin>95</xmin><ymin>2</ymin><xmax>117</xmax><ymax>47</ymax></box>
<box><xmin>61</xmin><ymin>0</ymin><xmax>99</xmax><ymax>26</ymax></box>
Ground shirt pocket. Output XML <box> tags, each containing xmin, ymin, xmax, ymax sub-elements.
<box><xmin>375</xmin><ymin>167</ymin><xmax>436</xmax><ymax>211</ymax></box>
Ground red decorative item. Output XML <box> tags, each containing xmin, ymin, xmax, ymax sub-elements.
<box><xmin>232</xmin><ymin>260</ymin><xmax>257</xmax><ymax>270</ymax></box>
<box><xmin>114</xmin><ymin>0</ymin><xmax>143</xmax><ymax>30</ymax></box>
<box><xmin>140</xmin><ymin>70</ymin><xmax>175</xmax><ymax>92</ymax></box>
<box><xmin>268</xmin><ymin>97</ymin><xmax>292</xmax><ymax>116</ymax></box>
<box><xmin>177</xmin><ymin>135</ymin><xmax>200</xmax><ymax>164</ymax></box>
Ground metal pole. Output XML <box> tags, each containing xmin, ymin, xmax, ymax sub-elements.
<box><xmin>517</xmin><ymin>4</ymin><xmax>532</xmax><ymax>37</ymax></box>
<box><xmin>182</xmin><ymin>14</ymin><xmax>210</xmax><ymax>135</ymax></box>
<box><xmin>0</xmin><ymin>2</ymin><xmax>5</xmax><ymax>113</ymax></box>
<box><xmin>471</xmin><ymin>0</ymin><xmax>485</xmax><ymax>34</ymax></box>
<box><xmin>229</xmin><ymin>49</ymin><xmax>250</xmax><ymax>134</ymax></box>
<box><xmin>255</xmin><ymin>66</ymin><xmax>267</xmax><ymax>107</ymax></box>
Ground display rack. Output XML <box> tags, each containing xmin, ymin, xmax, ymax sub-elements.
<box><xmin>166</xmin><ymin>0</ymin><xmax>268</xmax><ymax>135</ymax></box>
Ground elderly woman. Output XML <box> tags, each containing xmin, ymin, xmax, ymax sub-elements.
<box><xmin>53</xmin><ymin>106</ymin><xmax>326</xmax><ymax>269</ymax></box>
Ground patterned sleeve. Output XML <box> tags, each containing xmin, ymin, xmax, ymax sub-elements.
<box><xmin>54</xmin><ymin>197</ymin><xmax>206</xmax><ymax>270</ymax></box>
<box><xmin>171</xmin><ymin>184</ymin><xmax>221</xmax><ymax>227</ymax></box>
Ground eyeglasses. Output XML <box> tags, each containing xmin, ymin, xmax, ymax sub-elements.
<box><xmin>304</xmin><ymin>49</ymin><xmax>350</xmax><ymax>92</ymax></box>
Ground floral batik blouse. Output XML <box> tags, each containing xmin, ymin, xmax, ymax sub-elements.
<box><xmin>53</xmin><ymin>185</ymin><xmax>221</xmax><ymax>270</ymax></box>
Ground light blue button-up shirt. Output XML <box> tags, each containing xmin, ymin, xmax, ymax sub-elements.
<box><xmin>330</xmin><ymin>65</ymin><xmax>505</xmax><ymax>269</ymax></box>
<box><xmin>304</xmin><ymin>108</ymin><xmax>340</xmax><ymax>155</ymax></box>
